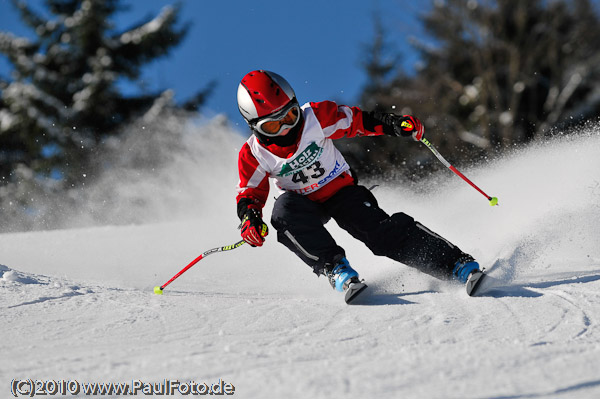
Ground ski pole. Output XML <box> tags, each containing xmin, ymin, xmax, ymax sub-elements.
<box><xmin>420</xmin><ymin>137</ymin><xmax>499</xmax><ymax>206</ymax></box>
<box><xmin>154</xmin><ymin>240</ymin><xmax>246</xmax><ymax>294</ymax></box>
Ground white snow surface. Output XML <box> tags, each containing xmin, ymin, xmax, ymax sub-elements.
<box><xmin>2</xmin><ymin>121</ymin><xmax>600</xmax><ymax>399</ymax></box>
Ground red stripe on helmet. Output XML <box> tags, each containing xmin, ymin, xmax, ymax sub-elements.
<box><xmin>239</xmin><ymin>70</ymin><xmax>294</xmax><ymax>120</ymax></box>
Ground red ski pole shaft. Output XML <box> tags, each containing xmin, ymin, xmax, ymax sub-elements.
<box><xmin>154</xmin><ymin>240</ymin><xmax>246</xmax><ymax>294</ymax></box>
<box><xmin>420</xmin><ymin>137</ymin><xmax>499</xmax><ymax>206</ymax></box>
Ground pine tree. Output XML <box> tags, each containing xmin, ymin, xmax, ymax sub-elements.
<box><xmin>339</xmin><ymin>16</ymin><xmax>419</xmax><ymax>177</ymax></box>
<box><xmin>0</xmin><ymin>0</ymin><xmax>210</xmax><ymax>186</ymax></box>
<box><xmin>359</xmin><ymin>17</ymin><xmax>400</xmax><ymax>112</ymax></box>
<box><xmin>359</xmin><ymin>0</ymin><xmax>600</xmax><ymax>172</ymax></box>
<box><xmin>419</xmin><ymin>0</ymin><xmax>600</xmax><ymax>148</ymax></box>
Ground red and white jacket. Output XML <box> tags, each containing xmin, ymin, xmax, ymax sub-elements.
<box><xmin>236</xmin><ymin>101</ymin><xmax>387</xmax><ymax>210</ymax></box>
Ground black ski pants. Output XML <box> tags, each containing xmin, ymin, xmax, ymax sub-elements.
<box><xmin>270</xmin><ymin>184</ymin><xmax>467</xmax><ymax>278</ymax></box>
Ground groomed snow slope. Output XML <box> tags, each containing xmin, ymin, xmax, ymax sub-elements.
<box><xmin>1</xmin><ymin>122</ymin><xmax>600</xmax><ymax>399</ymax></box>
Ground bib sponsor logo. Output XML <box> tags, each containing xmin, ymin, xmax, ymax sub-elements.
<box><xmin>318</xmin><ymin>160</ymin><xmax>343</xmax><ymax>186</ymax></box>
<box><xmin>278</xmin><ymin>142</ymin><xmax>323</xmax><ymax>177</ymax></box>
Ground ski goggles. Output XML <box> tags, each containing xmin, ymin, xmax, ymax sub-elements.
<box><xmin>252</xmin><ymin>102</ymin><xmax>301</xmax><ymax>137</ymax></box>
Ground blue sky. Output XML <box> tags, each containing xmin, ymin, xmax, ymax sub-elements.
<box><xmin>0</xmin><ymin>0</ymin><xmax>425</xmax><ymax>126</ymax></box>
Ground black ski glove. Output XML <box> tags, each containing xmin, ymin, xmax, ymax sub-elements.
<box><xmin>365</xmin><ymin>112</ymin><xmax>425</xmax><ymax>141</ymax></box>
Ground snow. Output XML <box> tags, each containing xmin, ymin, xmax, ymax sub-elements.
<box><xmin>2</xmin><ymin>81</ymin><xmax>68</xmax><ymax>136</ymax></box>
<box><xmin>119</xmin><ymin>6</ymin><xmax>175</xmax><ymax>45</ymax></box>
<box><xmin>1</xmin><ymin>120</ymin><xmax>600</xmax><ymax>398</ymax></box>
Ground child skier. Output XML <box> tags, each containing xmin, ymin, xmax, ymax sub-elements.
<box><xmin>235</xmin><ymin>70</ymin><xmax>483</xmax><ymax>303</ymax></box>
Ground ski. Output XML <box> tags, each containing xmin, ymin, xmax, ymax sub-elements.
<box><xmin>466</xmin><ymin>270</ymin><xmax>487</xmax><ymax>296</ymax></box>
<box><xmin>345</xmin><ymin>281</ymin><xmax>368</xmax><ymax>304</ymax></box>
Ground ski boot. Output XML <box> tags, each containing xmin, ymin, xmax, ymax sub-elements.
<box><xmin>324</xmin><ymin>257</ymin><xmax>367</xmax><ymax>304</ymax></box>
<box><xmin>453</xmin><ymin>256</ymin><xmax>486</xmax><ymax>296</ymax></box>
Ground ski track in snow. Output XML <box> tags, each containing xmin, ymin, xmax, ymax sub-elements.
<box><xmin>2</xmin><ymin>124</ymin><xmax>600</xmax><ymax>398</ymax></box>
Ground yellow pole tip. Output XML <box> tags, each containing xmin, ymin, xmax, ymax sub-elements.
<box><xmin>153</xmin><ymin>286</ymin><xmax>163</xmax><ymax>295</ymax></box>
<box><xmin>489</xmin><ymin>197</ymin><xmax>499</xmax><ymax>206</ymax></box>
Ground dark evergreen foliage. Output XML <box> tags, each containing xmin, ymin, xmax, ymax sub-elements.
<box><xmin>351</xmin><ymin>0</ymin><xmax>600</xmax><ymax>177</ymax></box>
<box><xmin>0</xmin><ymin>0</ymin><xmax>210</xmax><ymax>187</ymax></box>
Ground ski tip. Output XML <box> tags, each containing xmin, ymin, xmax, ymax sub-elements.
<box><xmin>345</xmin><ymin>282</ymin><xmax>368</xmax><ymax>304</ymax></box>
